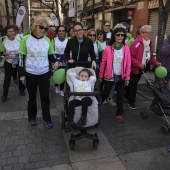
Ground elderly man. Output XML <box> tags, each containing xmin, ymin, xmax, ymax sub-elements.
<box><xmin>125</xmin><ymin>25</ymin><xmax>161</xmax><ymax>109</ymax></box>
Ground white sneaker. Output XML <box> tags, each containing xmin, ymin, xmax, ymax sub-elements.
<box><xmin>55</xmin><ymin>86</ymin><xmax>60</xmax><ymax>94</ymax></box>
<box><xmin>108</xmin><ymin>99</ymin><xmax>117</xmax><ymax>107</ymax></box>
<box><xmin>59</xmin><ymin>90</ymin><xmax>64</xmax><ymax>97</ymax></box>
<box><xmin>103</xmin><ymin>100</ymin><xmax>108</xmax><ymax>105</ymax></box>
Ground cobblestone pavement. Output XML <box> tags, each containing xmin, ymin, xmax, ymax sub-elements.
<box><xmin>1</xmin><ymin>70</ymin><xmax>170</xmax><ymax>170</ymax></box>
<box><xmin>0</xmin><ymin>73</ymin><xmax>70</xmax><ymax>170</ymax></box>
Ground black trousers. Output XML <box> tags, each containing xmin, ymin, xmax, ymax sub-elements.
<box><xmin>68</xmin><ymin>97</ymin><xmax>92</xmax><ymax>122</ymax></box>
<box><xmin>125</xmin><ymin>72</ymin><xmax>143</xmax><ymax>104</ymax></box>
<box><xmin>101</xmin><ymin>80</ymin><xmax>125</xmax><ymax>116</ymax></box>
<box><xmin>3</xmin><ymin>61</ymin><xmax>25</xmax><ymax>97</ymax></box>
<box><xmin>25</xmin><ymin>71</ymin><xmax>51</xmax><ymax>122</ymax></box>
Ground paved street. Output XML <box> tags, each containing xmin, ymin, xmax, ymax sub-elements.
<box><xmin>0</xmin><ymin>70</ymin><xmax>170</xmax><ymax>170</ymax></box>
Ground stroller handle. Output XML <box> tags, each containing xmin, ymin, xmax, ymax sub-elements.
<box><xmin>68</xmin><ymin>91</ymin><xmax>99</xmax><ymax>97</ymax></box>
<box><xmin>67</xmin><ymin>61</ymin><xmax>96</xmax><ymax>70</ymax></box>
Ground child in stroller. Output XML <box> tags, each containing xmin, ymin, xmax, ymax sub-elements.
<box><xmin>65</xmin><ymin>68</ymin><xmax>96</xmax><ymax>132</ymax></box>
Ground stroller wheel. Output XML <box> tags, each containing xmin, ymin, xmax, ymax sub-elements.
<box><xmin>140</xmin><ymin>110</ymin><xmax>148</xmax><ymax>119</ymax></box>
<box><xmin>69</xmin><ymin>139</ymin><xmax>75</xmax><ymax>150</ymax></box>
<box><xmin>61</xmin><ymin>111</ymin><xmax>66</xmax><ymax>128</ymax></box>
<box><xmin>161</xmin><ymin>125</ymin><xmax>169</xmax><ymax>134</ymax></box>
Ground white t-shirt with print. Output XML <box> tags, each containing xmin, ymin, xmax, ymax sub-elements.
<box><xmin>68</xmin><ymin>72</ymin><xmax>96</xmax><ymax>100</ymax></box>
<box><xmin>113</xmin><ymin>49</ymin><xmax>123</xmax><ymax>75</ymax></box>
<box><xmin>53</xmin><ymin>37</ymin><xmax>68</xmax><ymax>55</ymax></box>
<box><xmin>0</xmin><ymin>38</ymin><xmax>20</xmax><ymax>64</ymax></box>
<box><xmin>19</xmin><ymin>35</ymin><xmax>54</xmax><ymax>75</ymax></box>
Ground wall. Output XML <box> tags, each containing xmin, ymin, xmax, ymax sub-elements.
<box><xmin>132</xmin><ymin>1</ymin><xmax>149</xmax><ymax>37</ymax></box>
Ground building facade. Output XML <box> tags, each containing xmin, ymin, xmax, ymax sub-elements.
<box><xmin>0</xmin><ymin>0</ymin><xmax>29</xmax><ymax>34</ymax></box>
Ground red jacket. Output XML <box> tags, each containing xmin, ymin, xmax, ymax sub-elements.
<box><xmin>99</xmin><ymin>44</ymin><xmax>131</xmax><ymax>81</ymax></box>
<box><xmin>130</xmin><ymin>35</ymin><xmax>158</xmax><ymax>74</ymax></box>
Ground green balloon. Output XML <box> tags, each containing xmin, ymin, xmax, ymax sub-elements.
<box><xmin>53</xmin><ymin>69</ymin><xmax>66</xmax><ymax>84</ymax></box>
<box><xmin>155</xmin><ymin>66</ymin><xmax>167</xmax><ymax>78</ymax></box>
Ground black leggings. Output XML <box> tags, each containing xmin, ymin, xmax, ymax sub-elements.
<box><xmin>101</xmin><ymin>80</ymin><xmax>125</xmax><ymax>116</ymax></box>
<box><xmin>68</xmin><ymin>97</ymin><xmax>92</xmax><ymax>122</ymax></box>
<box><xmin>3</xmin><ymin>61</ymin><xmax>25</xmax><ymax>96</ymax></box>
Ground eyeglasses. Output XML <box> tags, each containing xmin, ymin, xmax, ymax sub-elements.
<box><xmin>88</xmin><ymin>34</ymin><xmax>96</xmax><ymax>37</ymax></box>
<box><xmin>142</xmin><ymin>32</ymin><xmax>153</xmax><ymax>35</ymax></box>
<box><xmin>97</xmin><ymin>33</ymin><xmax>103</xmax><ymax>36</ymax></box>
<box><xmin>38</xmin><ymin>25</ymin><xmax>48</xmax><ymax>32</ymax></box>
<box><xmin>58</xmin><ymin>30</ymin><xmax>65</xmax><ymax>32</ymax></box>
<box><xmin>105</xmin><ymin>25</ymin><xmax>110</xmax><ymax>27</ymax></box>
<box><xmin>74</xmin><ymin>29</ymin><xmax>83</xmax><ymax>33</ymax></box>
<box><xmin>115</xmin><ymin>34</ymin><xmax>125</xmax><ymax>37</ymax></box>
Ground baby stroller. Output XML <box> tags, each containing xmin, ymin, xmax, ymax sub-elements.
<box><xmin>140</xmin><ymin>71</ymin><xmax>170</xmax><ymax>134</ymax></box>
<box><xmin>61</xmin><ymin>64</ymin><xmax>100</xmax><ymax>150</ymax></box>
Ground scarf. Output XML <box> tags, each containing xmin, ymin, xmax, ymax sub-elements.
<box><xmin>113</xmin><ymin>42</ymin><xmax>123</xmax><ymax>50</ymax></box>
<box><xmin>142</xmin><ymin>38</ymin><xmax>150</xmax><ymax>65</ymax></box>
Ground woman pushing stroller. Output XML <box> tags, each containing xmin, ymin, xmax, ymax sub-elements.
<box><xmin>65</xmin><ymin>68</ymin><xmax>96</xmax><ymax>132</ymax></box>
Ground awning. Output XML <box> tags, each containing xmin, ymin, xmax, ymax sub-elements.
<box><xmin>105</xmin><ymin>5</ymin><xmax>136</xmax><ymax>13</ymax></box>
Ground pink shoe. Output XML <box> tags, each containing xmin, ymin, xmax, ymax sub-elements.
<box><xmin>115</xmin><ymin>115</ymin><xmax>124</xmax><ymax>123</ymax></box>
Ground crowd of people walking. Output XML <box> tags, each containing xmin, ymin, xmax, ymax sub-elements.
<box><xmin>0</xmin><ymin>17</ymin><xmax>170</xmax><ymax>131</ymax></box>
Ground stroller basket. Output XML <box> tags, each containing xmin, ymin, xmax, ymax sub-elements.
<box><xmin>147</xmin><ymin>79</ymin><xmax>170</xmax><ymax>105</ymax></box>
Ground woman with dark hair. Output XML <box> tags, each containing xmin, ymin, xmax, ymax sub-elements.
<box><xmin>52</xmin><ymin>25</ymin><xmax>68</xmax><ymax>96</ymax></box>
<box><xmin>67</xmin><ymin>26</ymin><xmax>75</xmax><ymax>39</ymax></box>
<box><xmin>102</xmin><ymin>21</ymin><xmax>112</xmax><ymax>45</ymax></box>
<box><xmin>0</xmin><ymin>24</ymin><xmax>25</xmax><ymax>102</ymax></box>
<box><xmin>97</xmin><ymin>30</ymin><xmax>107</xmax><ymax>51</ymax></box>
<box><xmin>98</xmin><ymin>24</ymin><xmax>131</xmax><ymax>123</ymax></box>
<box><xmin>64</xmin><ymin>22</ymin><xmax>96</xmax><ymax>68</ymax></box>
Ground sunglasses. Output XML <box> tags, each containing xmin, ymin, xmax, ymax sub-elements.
<box><xmin>97</xmin><ymin>33</ymin><xmax>103</xmax><ymax>36</ymax></box>
<box><xmin>58</xmin><ymin>30</ymin><xmax>65</xmax><ymax>32</ymax></box>
<box><xmin>88</xmin><ymin>34</ymin><xmax>96</xmax><ymax>37</ymax></box>
<box><xmin>115</xmin><ymin>34</ymin><xmax>125</xmax><ymax>37</ymax></box>
<box><xmin>74</xmin><ymin>29</ymin><xmax>83</xmax><ymax>33</ymax></box>
<box><xmin>105</xmin><ymin>25</ymin><xmax>110</xmax><ymax>27</ymax></box>
<box><xmin>38</xmin><ymin>25</ymin><xmax>48</xmax><ymax>31</ymax></box>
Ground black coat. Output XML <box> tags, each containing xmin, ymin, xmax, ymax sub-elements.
<box><xmin>64</xmin><ymin>36</ymin><xmax>96</xmax><ymax>62</ymax></box>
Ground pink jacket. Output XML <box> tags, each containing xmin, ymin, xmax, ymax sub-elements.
<box><xmin>130</xmin><ymin>35</ymin><xmax>158</xmax><ymax>74</ymax></box>
<box><xmin>99</xmin><ymin>44</ymin><xmax>131</xmax><ymax>80</ymax></box>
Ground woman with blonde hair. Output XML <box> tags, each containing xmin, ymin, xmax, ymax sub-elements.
<box><xmin>19</xmin><ymin>18</ymin><xmax>58</xmax><ymax>128</ymax></box>
<box><xmin>87</xmin><ymin>29</ymin><xmax>103</xmax><ymax>69</ymax></box>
